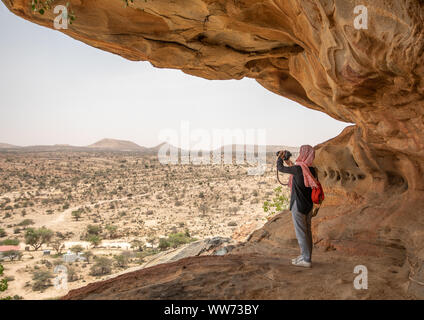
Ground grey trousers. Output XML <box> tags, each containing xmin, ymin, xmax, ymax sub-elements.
<box><xmin>291</xmin><ymin>200</ymin><xmax>313</xmax><ymax>262</ymax></box>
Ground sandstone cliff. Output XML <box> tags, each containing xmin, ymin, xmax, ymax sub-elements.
<box><xmin>3</xmin><ymin>0</ymin><xmax>424</xmax><ymax>298</ymax></box>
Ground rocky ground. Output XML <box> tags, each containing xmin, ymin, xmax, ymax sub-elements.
<box><xmin>63</xmin><ymin>211</ymin><xmax>415</xmax><ymax>300</ymax></box>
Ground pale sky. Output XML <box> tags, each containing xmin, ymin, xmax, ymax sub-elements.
<box><xmin>0</xmin><ymin>2</ymin><xmax>350</xmax><ymax>148</ymax></box>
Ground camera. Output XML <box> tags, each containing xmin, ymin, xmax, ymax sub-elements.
<box><xmin>276</xmin><ymin>150</ymin><xmax>292</xmax><ymax>161</ymax></box>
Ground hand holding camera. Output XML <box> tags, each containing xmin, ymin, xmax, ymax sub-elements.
<box><xmin>276</xmin><ymin>150</ymin><xmax>293</xmax><ymax>165</ymax></box>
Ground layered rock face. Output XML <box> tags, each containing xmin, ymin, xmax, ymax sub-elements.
<box><xmin>3</xmin><ymin>0</ymin><xmax>424</xmax><ymax>298</ymax></box>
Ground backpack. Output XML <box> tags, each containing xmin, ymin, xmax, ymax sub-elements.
<box><xmin>311</xmin><ymin>180</ymin><xmax>325</xmax><ymax>204</ymax></box>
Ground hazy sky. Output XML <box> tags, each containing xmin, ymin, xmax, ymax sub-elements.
<box><xmin>0</xmin><ymin>2</ymin><xmax>350</xmax><ymax>148</ymax></box>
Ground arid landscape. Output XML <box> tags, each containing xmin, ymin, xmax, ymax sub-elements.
<box><xmin>2</xmin><ymin>0</ymin><xmax>424</xmax><ymax>301</ymax></box>
<box><xmin>0</xmin><ymin>140</ymin><xmax>292</xmax><ymax>299</ymax></box>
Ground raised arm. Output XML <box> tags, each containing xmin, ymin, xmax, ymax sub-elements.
<box><xmin>277</xmin><ymin>157</ymin><xmax>298</xmax><ymax>175</ymax></box>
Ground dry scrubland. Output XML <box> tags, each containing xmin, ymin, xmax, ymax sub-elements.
<box><xmin>0</xmin><ymin>151</ymin><xmax>290</xmax><ymax>299</ymax></box>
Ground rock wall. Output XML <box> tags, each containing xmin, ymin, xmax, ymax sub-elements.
<box><xmin>3</xmin><ymin>0</ymin><xmax>424</xmax><ymax>297</ymax></box>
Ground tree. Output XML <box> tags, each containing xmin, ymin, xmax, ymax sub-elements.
<box><xmin>159</xmin><ymin>238</ymin><xmax>170</xmax><ymax>250</ymax></box>
<box><xmin>2</xmin><ymin>250</ymin><xmax>22</xmax><ymax>261</ymax></box>
<box><xmin>51</xmin><ymin>240</ymin><xmax>65</xmax><ymax>255</ymax></box>
<box><xmin>71</xmin><ymin>210</ymin><xmax>82</xmax><ymax>221</ymax></box>
<box><xmin>106</xmin><ymin>224</ymin><xmax>118</xmax><ymax>239</ymax></box>
<box><xmin>88</xmin><ymin>235</ymin><xmax>101</xmax><ymax>248</ymax></box>
<box><xmin>131</xmin><ymin>240</ymin><xmax>144</xmax><ymax>252</ymax></box>
<box><xmin>83</xmin><ymin>250</ymin><xmax>94</xmax><ymax>264</ymax></box>
<box><xmin>24</xmin><ymin>227</ymin><xmax>53</xmax><ymax>251</ymax></box>
<box><xmin>198</xmin><ymin>202</ymin><xmax>209</xmax><ymax>216</ymax></box>
<box><xmin>70</xmin><ymin>245</ymin><xmax>84</xmax><ymax>253</ymax></box>
<box><xmin>114</xmin><ymin>252</ymin><xmax>130</xmax><ymax>268</ymax></box>
<box><xmin>86</xmin><ymin>224</ymin><xmax>101</xmax><ymax>237</ymax></box>
<box><xmin>90</xmin><ymin>257</ymin><xmax>112</xmax><ymax>276</ymax></box>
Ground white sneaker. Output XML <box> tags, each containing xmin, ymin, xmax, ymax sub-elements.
<box><xmin>291</xmin><ymin>255</ymin><xmax>302</xmax><ymax>264</ymax></box>
<box><xmin>292</xmin><ymin>257</ymin><xmax>312</xmax><ymax>268</ymax></box>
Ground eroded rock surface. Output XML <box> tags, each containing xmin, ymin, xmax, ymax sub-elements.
<box><xmin>3</xmin><ymin>0</ymin><xmax>424</xmax><ymax>298</ymax></box>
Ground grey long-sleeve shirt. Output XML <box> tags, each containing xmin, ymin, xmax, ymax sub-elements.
<box><xmin>277</xmin><ymin>158</ymin><xmax>316</xmax><ymax>215</ymax></box>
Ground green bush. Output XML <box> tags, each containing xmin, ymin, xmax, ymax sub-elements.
<box><xmin>0</xmin><ymin>238</ymin><xmax>19</xmax><ymax>246</ymax></box>
<box><xmin>32</xmin><ymin>270</ymin><xmax>53</xmax><ymax>292</ymax></box>
<box><xmin>2</xmin><ymin>250</ymin><xmax>22</xmax><ymax>261</ymax></box>
<box><xmin>17</xmin><ymin>219</ymin><xmax>35</xmax><ymax>227</ymax></box>
<box><xmin>90</xmin><ymin>257</ymin><xmax>112</xmax><ymax>276</ymax></box>
<box><xmin>114</xmin><ymin>252</ymin><xmax>130</xmax><ymax>268</ymax></box>
<box><xmin>262</xmin><ymin>186</ymin><xmax>289</xmax><ymax>218</ymax></box>
<box><xmin>159</xmin><ymin>238</ymin><xmax>170</xmax><ymax>250</ymax></box>
<box><xmin>158</xmin><ymin>232</ymin><xmax>197</xmax><ymax>251</ymax></box>
<box><xmin>0</xmin><ymin>279</ymin><xmax>8</xmax><ymax>292</ymax></box>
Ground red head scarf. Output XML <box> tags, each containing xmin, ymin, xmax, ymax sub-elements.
<box><xmin>289</xmin><ymin>145</ymin><xmax>318</xmax><ymax>189</ymax></box>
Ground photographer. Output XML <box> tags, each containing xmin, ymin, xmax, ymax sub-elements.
<box><xmin>277</xmin><ymin>145</ymin><xmax>318</xmax><ymax>268</ymax></box>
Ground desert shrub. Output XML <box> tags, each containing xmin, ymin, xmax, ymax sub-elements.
<box><xmin>105</xmin><ymin>225</ymin><xmax>118</xmax><ymax>239</ymax></box>
<box><xmin>71</xmin><ymin>210</ymin><xmax>82</xmax><ymax>221</ymax></box>
<box><xmin>0</xmin><ymin>228</ymin><xmax>6</xmax><ymax>238</ymax></box>
<box><xmin>0</xmin><ymin>279</ymin><xmax>7</xmax><ymax>292</ymax></box>
<box><xmin>90</xmin><ymin>257</ymin><xmax>112</xmax><ymax>276</ymax></box>
<box><xmin>87</xmin><ymin>235</ymin><xmax>101</xmax><ymax>247</ymax></box>
<box><xmin>131</xmin><ymin>240</ymin><xmax>144</xmax><ymax>252</ymax></box>
<box><xmin>32</xmin><ymin>270</ymin><xmax>53</xmax><ymax>292</ymax></box>
<box><xmin>67</xmin><ymin>267</ymin><xmax>79</xmax><ymax>282</ymax></box>
<box><xmin>70</xmin><ymin>245</ymin><xmax>84</xmax><ymax>253</ymax></box>
<box><xmin>198</xmin><ymin>203</ymin><xmax>209</xmax><ymax>215</ymax></box>
<box><xmin>166</xmin><ymin>232</ymin><xmax>196</xmax><ymax>249</ymax></box>
<box><xmin>2</xmin><ymin>250</ymin><xmax>22</xmax><ymax>261</ymax></box>
<box><xmin>0</xmin><ymin>238</ymin><xmax>19</xmax><ymax>246</ymax></box>
<box><xmin>17</xmin><ymin>219</ymin><xmax>34</xmax><ymax>227</ymax></box>
<box><xmin>228</xmin><ymin>206</ymin><xmax>240</xmax><ymax>214</ymax></box>
<box><xmin>114</xmin><ymin>251</ymin><xmax>131</xmax><ymax>268</ymax></box>
<box><xmin>83</xmin><ymin>251</ymin><xmax>94</xmax><ymax>263</ymax></box>
<box><xmin>158</xmin><ymin>238</ymin><xmax>170</xmax><ymax>250</ymax></box>
<box><xmin>86</xmin><ymin>225</ymin><xmax>101</xmax><ymax>237</ymax></box>
<box><xmin>262</xmin><ymin>186</ymin><xmax>289</xmax><ymax>218</ymax></box>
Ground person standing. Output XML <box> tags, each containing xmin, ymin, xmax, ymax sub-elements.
<box><xmin>277</xmin><ymin>145</ymin><xmax>318</xmax><ymax>268</ymax></box>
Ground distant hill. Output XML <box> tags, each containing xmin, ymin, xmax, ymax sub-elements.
<box><xmin>0</xmin><ymin>143</ymin><xmax>21</xmax><ymax>149</ymax></box>
<box><xmin>0</xmin><ymin>140</ymin><xmax>299</xmax><ymax>156</ymax></box>
<box><xmin>87</xmin><ymin>139</ymin><xmax>146</xmax><ymax>152</ymax></box>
